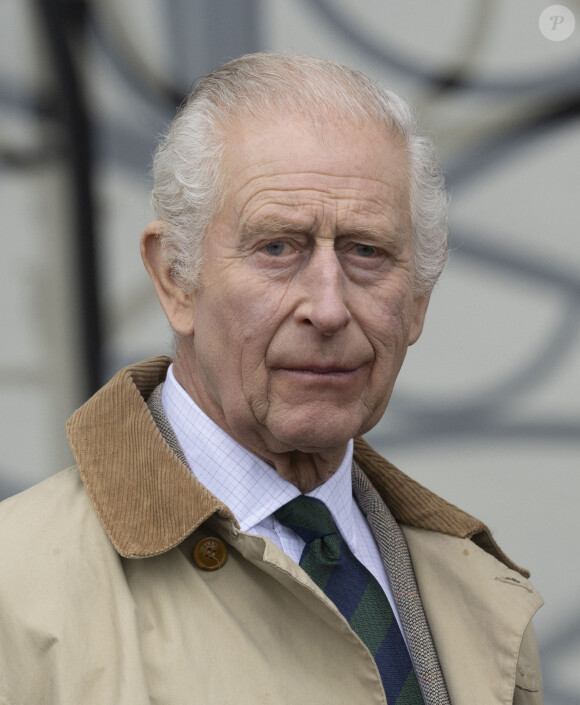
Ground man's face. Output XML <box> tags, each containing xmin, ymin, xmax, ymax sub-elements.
<box><xmin>176</xmin><ymin>114</ymin><xmax>429</xmax><ymax>458</ymax></box>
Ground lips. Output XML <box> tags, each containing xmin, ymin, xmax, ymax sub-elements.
<box><xmin>281</xmin><ymin>365</ymin><xmax>358</xmax><ymax>374</ymax></box>
<box><xmin>271</xmin><ymin>363</ymin><xmax>370</xmax><ymax>384</ymax></box>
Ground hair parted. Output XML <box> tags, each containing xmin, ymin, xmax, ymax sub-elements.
<box><xmin>151</xmin><ymin>52</ymin><xmax>448</xmax><ymax>296</ymax></box>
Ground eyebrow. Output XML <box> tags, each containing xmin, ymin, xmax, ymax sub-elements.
<box><xmin>239</xmin><ymin>215</ymin><xmax>316</xmax><ymax>247</ymax></box>
<box><xmin>335</xmin><ymin>223</ymin><xmax>400</xmax><ymax>242</ymax></box>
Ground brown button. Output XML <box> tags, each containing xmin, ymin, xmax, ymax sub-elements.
<box><xmin>193</xmin><ymin>537</ymin><xmax>228</xmax><ymax>571</ymax></box>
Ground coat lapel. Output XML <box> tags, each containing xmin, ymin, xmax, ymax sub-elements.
<box><xmin>402</xmin><ymin>525</ymin><xmax>543</xmax><ymax>705</ymax></box>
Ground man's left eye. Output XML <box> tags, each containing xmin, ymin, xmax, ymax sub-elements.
<box><xmin>264</xmin><ymin>241</ymin><xmax>289</xmax><ymax>256</ymax></box>
<box><xmin>354</xmin><ymin>244</ymin><xmax>378</xmax><ymax>258</ymax></box>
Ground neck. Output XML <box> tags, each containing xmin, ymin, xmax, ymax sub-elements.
<box><xmin>262</xmin><ymin>448</ymin><xmax>347</xmax><ymax>493</ymax></box>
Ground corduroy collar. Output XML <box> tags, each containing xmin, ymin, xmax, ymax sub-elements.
<box><xmin>66</xmin><ymin>357</ymin><xmax>527</xmax><ymax>575</ymax></box>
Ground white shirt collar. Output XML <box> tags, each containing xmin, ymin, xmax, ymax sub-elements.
<box><xmin>161</xmin><ymin>364</ymin><xmax>355</xmax><ymax>543</ymax></box>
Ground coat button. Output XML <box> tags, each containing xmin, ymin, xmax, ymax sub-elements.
<box><xmin>193</xmin><ymin>537</ymin><xmax>228</xmax><ymax>571</ymax></box>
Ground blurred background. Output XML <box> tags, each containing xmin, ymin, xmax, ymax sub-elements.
<box><xmin>1</xmin><ymin>0</ymin><xmax>578</xmax><ymax>700</ymax></box>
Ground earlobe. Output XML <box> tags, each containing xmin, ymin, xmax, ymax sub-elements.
<box><xmin>409</xmin><ymin>294</ymin><xmax>430</xmax><ymax>345</ymax></box>
<box><xmin>140</xmin><ymin>221</ymin><xmax>196</xmax><ymax>337</ymax></box>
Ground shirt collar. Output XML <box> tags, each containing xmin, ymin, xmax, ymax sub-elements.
<box><xmin>162</xmin><ymin>365</ymin><xmax>355</xmax><ymax>539</ymax></box>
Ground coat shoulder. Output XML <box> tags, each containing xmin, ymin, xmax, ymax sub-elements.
<box><xmin>0</xmin><ymin>467</ymin><xmax>96</xmax><ymax>550</ymax></box>
<box><xmin>0</xmin><ymin>469</ymin><xmax>134</xmax><ymax>705</ymax></box>
<box><xmin>0</xmin><ymin>467</ymin><xmax>116</xmax><ymax>605</ymax></box>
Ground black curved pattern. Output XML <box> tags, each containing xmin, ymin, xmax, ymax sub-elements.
<box><xmin>308</xmin><ymin>0</ymin><xmax>580</xmax><ymax>96</ymax></box>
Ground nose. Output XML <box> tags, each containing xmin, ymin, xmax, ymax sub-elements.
<box><xmin>294</xmin><ymin>245</ymin><xmax>351</xmax><ymax>335</ymax></box>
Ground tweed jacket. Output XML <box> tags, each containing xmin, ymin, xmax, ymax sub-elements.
<box><xmin>0</xmin><ymin>357</ymin><xmax>543</xmax><ymax>705</ymax></box>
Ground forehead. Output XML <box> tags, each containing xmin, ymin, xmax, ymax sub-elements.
<box><xmin>219</xmin><ymin>113</ymin><xmax>411</xmax><ymax>226</ymax></box>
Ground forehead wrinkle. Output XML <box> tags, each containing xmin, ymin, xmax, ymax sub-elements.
<box><xmin>232</xmin><ymin>162</ymin><xmax>402</xmax><ymax>197</ymax></box>
<box><xmin>232</xmin><ymin>158</ymin><xmax>411</xmax><ymax>247</ymax></box>
<box><xmin>237</xmin><ymin>181</ymin><xmax>400</xmax><ymax>225</ymax></box>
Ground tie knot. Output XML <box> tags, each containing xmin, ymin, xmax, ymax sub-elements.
<box><xmin>275</xmin><ymin>495</ymin><xmax>338</xmax><ymax>543</ymax></box>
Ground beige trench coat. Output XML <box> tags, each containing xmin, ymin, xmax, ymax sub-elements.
<box><xmin>0</xmin><ymin>358</ymin><xmax>543</xmax><ymax>704</ymax></box>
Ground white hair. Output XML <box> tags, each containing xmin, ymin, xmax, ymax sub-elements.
<box><xmin>151</xmin><ymin>53</ymin><xmax>448</xmax><ymax>296</ymax></box>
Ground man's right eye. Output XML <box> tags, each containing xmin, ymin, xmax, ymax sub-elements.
<box><xmin>264</xmin><ymin>241</ymin><xmax>288</xmax><ymax>256</ymax></box>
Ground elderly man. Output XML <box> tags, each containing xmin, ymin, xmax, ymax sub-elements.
<box><xmin>0</xmin><ymin>54</ymin><xmax>542</xmax><ymax>704</ymax></box>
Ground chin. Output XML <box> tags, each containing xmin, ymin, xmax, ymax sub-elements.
<box><xmin>266</xmin><ymin>410</ymin><xmax>362</xmax><ymax>454</ymax></box>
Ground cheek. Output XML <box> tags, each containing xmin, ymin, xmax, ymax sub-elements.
<box><xmin>200</xmin><ymin>287</ymin><xmax>283</xmax><ymax>392</ymax></box>
<box><xmin>364</xmin><ymin>282</ymin><xmax>415</xmax><ymax>349</ymax></box>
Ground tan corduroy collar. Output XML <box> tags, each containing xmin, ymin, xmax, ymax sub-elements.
<box><xmin>66</xmin><ymin>356</ymin><xmax>527</xmax><ymax>575</ymax></box>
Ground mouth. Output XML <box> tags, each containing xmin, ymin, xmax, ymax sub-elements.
<box><xmin>283</xmin><ymin>366</ymin><xmax>356</xmax><ymax>374</ymax></box>
<box><xmin>274</xmin><ymin>365</ymin><xmax>366</xmax><ymax>382</ymax></box>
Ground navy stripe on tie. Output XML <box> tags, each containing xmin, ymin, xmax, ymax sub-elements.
<box><xmin>375</xmin><ymin>618</ymin><xmax>414</xmax><ymax>702</ymax></box>
<box><xmin>323</xmin><ymin>544</ymin><xmax>372</xmax><ymax>621</ymax></box>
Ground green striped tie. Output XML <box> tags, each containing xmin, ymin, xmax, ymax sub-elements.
<box><xmin>275</xmin><ymin>496</ymin><xmax>424</xmax><ymax>704</ymax></box>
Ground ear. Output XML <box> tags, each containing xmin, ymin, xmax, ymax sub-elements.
<box><xmin>140</xmin><ymin>221</ymin><xmax>196</xmax><ymax>337</ymax></box>
<box><xmin>408</xmin><ymin>293</ymin><xmax>430</xmax><ymax>345</ymax></box>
